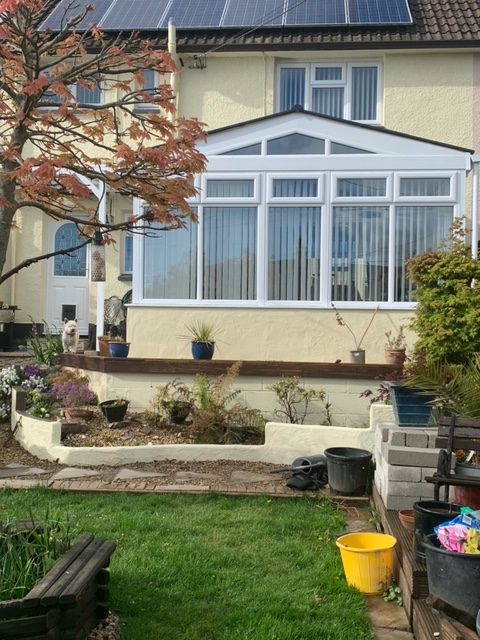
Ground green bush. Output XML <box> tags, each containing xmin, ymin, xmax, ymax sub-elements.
<box><xmin>407</xmin><ymin>220</ymin><xmax>480</xmax><ymax>363</ymax></box>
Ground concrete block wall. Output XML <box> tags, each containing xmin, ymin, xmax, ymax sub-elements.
<box><xmin>374</xmin><ymin>422</ymin><xmax>440</xmax><ymax>510</ymax></box>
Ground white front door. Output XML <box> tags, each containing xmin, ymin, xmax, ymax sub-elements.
<box><xmin>45</xmin><ymin>222</ymin><xmax>89</xmax><ymax>334</ymax></box>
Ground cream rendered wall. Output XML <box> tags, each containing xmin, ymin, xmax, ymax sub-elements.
<box><xmin>127</xmin><ymin>306</ymin><xmax>414</xmax><ymax>364</ymax></box>
<box><xmin>383</xmin><ymin>52</ymin><xmax>473</xmax><ymax>149</ymax></box>
<box><xmin>178</xmin><ymin>56</ymin><xmax>271</xmax><ymax>128</ymax></box>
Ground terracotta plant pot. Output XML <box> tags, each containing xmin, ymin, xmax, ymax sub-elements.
<box><xmin>398</xmin><ymin>508</ymin><xmax>415</xmax><ymax>533</ymax></box>
<box><xmin>384</xmin><ymin>349</ymin><xmax>406</xmax><ymax>366</ymax></box>
<box><xmin>98</xmin><ymin>338</ymin><xmax>111</xmax><ymax>357</ymax></box>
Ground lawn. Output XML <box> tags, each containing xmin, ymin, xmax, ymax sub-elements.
<box><xmin>0</xmin><ymin>490</ymin><xmax>375</xmax><ymax>640</ymax></box>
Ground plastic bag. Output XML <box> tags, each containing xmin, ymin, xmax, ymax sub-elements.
<box><xmin>434</xmin><ymin>508</ymin><xmax>480</xmax><ymax>553</ymax></box>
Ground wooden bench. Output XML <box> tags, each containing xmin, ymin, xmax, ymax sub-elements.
<box><xmin>0</xmin><ymin>532</ymin><xmax>116</xmax><ymax>640</ymax></box>
<box><xmin>425</xmin><ymin>415</ymin><xmax>480</xmax><ymax>502</ymax></box>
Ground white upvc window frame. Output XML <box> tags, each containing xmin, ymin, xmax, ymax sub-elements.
<box><xmin>277</xmin><ymin>60</ymin><xmax>382</xmax><ymax>124</ymax></box>
<box><xmin>134</xmin><ymin>68</ymin><xmax>159</xmax><ymax>111</ymax></box>
<box><xmin>267</xmin><ymin>173</ymin><xmax>325</xmax><ymax>202</ymax></box>
<box><xmin>331</xmin><ymin>172</ymin><xmax>392</xmax><ymax>202</ymax></box>
<box><xmin>394</xmin><ymin>171</ymin><xmax>457</xmax><ymax>202</ymax></box>
<box><xmin>201</xmin><ymin>173</ymin><xmax>261</xmax><ymax>203</ymax></box>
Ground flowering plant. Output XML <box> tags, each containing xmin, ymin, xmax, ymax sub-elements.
<box><xmin>0</xmin><ymin>365</ymin><xmax>21</xmax><ymax>420</ymax></box>
<box><xmin>332</xmin><ymin>304</ymin><xmax>379</xmax><ymax>351</ymax></box>
<box><xmin>50</xmin><ymin>381</ymin><xmax>98</xmax><ymax>408</ymax></box>
<box><xmin>385</xmin><ymin>326</ymin><xmax>407</xmax><ymax>350</ymax></box>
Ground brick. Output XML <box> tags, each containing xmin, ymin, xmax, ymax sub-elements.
<box><xmin>387</xmin><ymin>446</ymin><xmax>441</xmax><ymax>467</ymax></box>
<box><xmin>386</xmin><ymin>480</ymin><xmax>435</xmax><ymax>498</ymax></box>
<box><xmin>389</xmin><ymin>430</ymin><xmax>406</xmax><ymax>446</ymax></box>
<box><xmin>421</xmin><ymin>467</ymin><xmax>439</xmax><ymax>480</ymax></box>
<box><xmin>405</xmin><ymin>432</ymin><xmax>428</xmax><ymax>448</ymax></box>
<box><xmin>383</xmin><ymin>495</ymin><xmax>417</xmax><ymax>510</ymax></box>
<box><xmin>387</xmin><ymin>466</ymin><xmax>422</xmax><ymax>482</ymax></box>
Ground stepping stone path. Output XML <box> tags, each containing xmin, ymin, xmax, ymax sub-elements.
<box><xmin>0</xmin><ymin>464</ymin><xmax>49</xmax><ymax>478</ymax></box>
<box><xmin>230</xmin><ymin>470</ymin><xmax>273</xmax><ymax>483</ymax></box>
<box><xmin>48</xmin><ymin>468</ymin><xmax>100</xmax><ymax>483</ymax></box>
<box><xmin>175</xmin><ymin>471</ymin><xmax>220</xmax><ymax>482</ymax></box>
<box><xmin>113</xmin><ymin>468</ymin><xmax>166</xmax><ymax>481</ymax></box>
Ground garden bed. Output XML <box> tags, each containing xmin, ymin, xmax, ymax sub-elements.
<box><xmin>0</xmin><ymin>531</ymin><xmax>115</xmax><ymax>640</ymax></box>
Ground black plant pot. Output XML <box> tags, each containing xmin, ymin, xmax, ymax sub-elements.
<box><xmin>99</xmin><ymin>400</ymin><xmax>129</xmax><ymax>423</ymax></box>
<box><xmin>168</xmin><ymin>401</ymin><xmax>191</xmax><ymax>425</ymax></box>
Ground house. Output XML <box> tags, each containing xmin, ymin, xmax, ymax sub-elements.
<box><xmin>2</xmin><ymin>0</ymin><xmax>480</xmax><ymax>369</ymax></box>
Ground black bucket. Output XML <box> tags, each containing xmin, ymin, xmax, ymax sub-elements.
<box><xmin>423</xmin><ymin>533</ymin><xmax>480</xmax><ymax>626</ymax></box>
<box><xmin>413</xmin><ymin>501</ymin><xmax>461</xmax><ymax>560</ymax></box>
<box><xmin>324</xmin><ymin>447</ymin><xmax>372</xmax><ymax>496</ymax></box>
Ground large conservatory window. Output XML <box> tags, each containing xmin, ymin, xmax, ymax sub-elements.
<box><xmin>279</xmin><ymin>63</ymin><xmax>380</xmax><ymax>122</ymax></box>
<box><xmin>203</xmin><ymin>207</ymin><xmax>257</xmax><ymax>300</ymax></box>
<box><xmin>395</xmin><ymin>206</ymin><xmax>453</xmax><ymax>302</ymax></box>
<box><xmin>143</xmin><ymin>221</ymin><xmax>197</xmax><ymax>299</ymax></box>
<box><xmin>268</xmin><ymin>207</ymin><xmax>322</xmax><ymax>301</ymax></box>
<box><xmin>332</xmin><ymin>206</ymin><xmax>389</xmax><ymax>302</ymax></box>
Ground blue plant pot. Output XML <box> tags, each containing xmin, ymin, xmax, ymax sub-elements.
<box><xmin>389</xmin><ymin>382</ymin><xmax>435</xmax><ymax>427</ymax></box>
<box><xmin>108</xmin><ymin>342</ymin><xmax>130</xmax><ymax>358</ymax></box>
<box><xmin>191</xmin><ymin>342</ymin><xmax>214</xmax><ymax>360</ymax></box>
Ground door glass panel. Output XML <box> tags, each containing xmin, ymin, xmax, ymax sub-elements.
<box><xmin>53</xmin><ymin>223</ymin><xmax>87</xmax><ymax>277</ymax></box>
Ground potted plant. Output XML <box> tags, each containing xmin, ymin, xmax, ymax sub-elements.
<box><xmin>183</xmin><ymin>321</ymin><xmax>218</xmax><ymax>360</ymax></box>
<box><xmin>108</xmin><ymin>336</ymin><xmax>130</xmax><ymax>358</ymax></box>
<box><xmin>384</xmin><ymin>326</ymin><xmax>407</xmax><ymax>366</ymax></box>
<box><xmin>99</xmin><ymin>398</ymin><xmax>129</xmax><ymax>422</ymax></box>
<box><xmin>332</xmin><ymin>304</ymin><xmax>379</xmax><ymax>364</ymax></box>
<box><xmin>97</xmin><ymin>335</ymin><xmax>113</xmax><ymax>357</ymax></box>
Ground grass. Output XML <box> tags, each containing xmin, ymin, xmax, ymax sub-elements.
<box><xmin>0</xmin><ymin>490</ymin><xmax>375</xmax><ymax>640</ymax></box>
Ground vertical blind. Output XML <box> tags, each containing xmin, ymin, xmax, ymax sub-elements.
<box><xmin>203</xmin><ymin>207</ymin><xmax>257</xmax><ymax>300</ymax></box>
<box><xmin>268</xmin><ymin>206</ymin><xmax>322</xmax><ymax>301</ymax></box>
<box><xmin>399</xmin><ymin>177</ymin><xmax>450</xmax><ymax>197</ymax></box>
<box><xmin>337</xmin><ymin>178</ymin><xmax>386</xmax><ymax>197</ymax></box>
<box><xmin>351</xmin><ymin>67</ymin><xmax>377</xmax><ymax>121</ymax></box>
<box><xmin>279</xmin><ymin>68</ymin><xmax>305</xmax><ymax>111</ymax></box>
<box><xmin>332</xmin><ymin>206</ymin><xmax>389</xmax><ymax>302</ymax></box>
<box><xmin>395</xmin><ymin>206</ymin><xmax>452</xmax><ymax>301</ymax></box>
<box><xmin>273</xmin><ymin>179</ymin><xmax>318</xmax><ymax>198</ymax></box>
<box><xmin>312</xmin><ymin>87</ymin><xmax>344</xmax><ymax>118</ymax></box>
<box><xmin>143</xmin><ymin>221</ymin><xmax>197</xmax><ymax>299</ymax></box>
<box><xmin>207</xmin><ymin>179</ymin><xmax>254</xmax><ymax>198</ymax></box>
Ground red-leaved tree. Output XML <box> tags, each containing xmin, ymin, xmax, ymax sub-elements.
<box><xmin>0</xmin><ymin>0</ymin><xmax>206</xmax><ymax>284</ymax></box>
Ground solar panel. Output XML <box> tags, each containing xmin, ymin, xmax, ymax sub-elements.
<box><xmin>100</xmin><ymin>0</ymin><xmax>170</xmax><ymax>29</ymax></box>
<box><xmin>40</xmin><ymin>0</ymin><xmax>413</xmax><ymax>31</ymax></box>
<box><xmin>161</xmin><ymin>0</ymin><xmax>226</xmax><ymax>28</ymax></box>
<box><xmin>284</xmin><ymin>0</ymin><xmax>346</xmax><ymax>26</ymax></box>
<box><xmin>223</xmin><ymin>0</ymin><xmax>285</xmax><ymax>27</ymax></box>
<box><xmin>348</xmin><ymin>0</ymin><xmax>412</xmax><ymax>24</ymax></box>
<box><xmin>41</xmin><ymin>0</ymin><xmax>113</xmax><ymax>31</ymax></box>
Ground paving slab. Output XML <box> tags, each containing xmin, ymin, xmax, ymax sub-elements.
<box><xmin>48</xmin><ymin>468</ymin><xmax>100</xmax><ymax>483</ymax></box>
<box><xmin>113</xmin><ymin>468</ymin><xmax>166</xmax><ymax>481</ymax></box>
<box><xmin>365</xmin><ymin>596</ymin><xmax>411</xmax><ymax>631</ymax></box>
<box><xmin>175</xmin><ymin>471</ymin><xmax>220</xmax><ymax>481</ymax></box>
<box><xmin>0</xmin><ymin>465</ymin><xmax>49</xmax><ymax>478</ymax></box>
<box><xmin>229</xmin><ymin>471</ymin><xmax>274</xmax><ymax>484</ymax></box>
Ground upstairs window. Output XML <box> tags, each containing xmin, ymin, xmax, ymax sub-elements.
<box><xmin>42</xmin><ymin>76</ymin><xmax>102</xmax><ymax>106</ymax></box>
<box><xmin>279</xmin><ymin>63</ymin><xmax>380</xmax><ymax>123</ymax></box>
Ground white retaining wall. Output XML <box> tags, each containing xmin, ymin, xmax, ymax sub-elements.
<box><xmin>11</xmin><ymin>389</ymin><xmax>375</xmax><ymax>466</ymax></box>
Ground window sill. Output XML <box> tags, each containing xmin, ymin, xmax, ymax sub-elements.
<box><xmin>118</xmin><ymin>273</ymin><xmax>132</xmax><ymax>282</ymax></box>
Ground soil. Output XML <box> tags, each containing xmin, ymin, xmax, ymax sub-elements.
<box><xmin>62</xmin><ymin>410</ymin><xmax>199</xmax><ymax>447</ymax></box>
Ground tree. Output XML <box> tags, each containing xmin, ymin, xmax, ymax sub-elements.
<box><xmin>0</xmin><ymin>0</ymin><xmax>206</xmax><ymax>284</ymax></box>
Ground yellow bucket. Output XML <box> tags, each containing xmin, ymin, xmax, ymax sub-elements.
<box><xmin>336</xmin><ymin>532</ymin><xmax>397</xmax><ymax>595</ymax></box>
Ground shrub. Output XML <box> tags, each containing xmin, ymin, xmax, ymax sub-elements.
<box><xmin>145</xmin><ymin>379</ymin><xmax>192</xmax><ymax>428</ymax></box>
<box><xmin>29</xmin><ymin>321</ymin><xmax>63</xmax><ymax>366</ymax></box>
<box><xmin>190</xmin><ymin>362</ymin><xmax>265</xmax><ymax>444</ymax></box>
<box><xmin>269</xmin><ymin>377</ymin><xmax>327</xmax><ymax>424</ymax></box>
<box><xmin>407</xmin><ymin>220</ymin><xmax>480</xmax><ymax>363</ymax></box>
